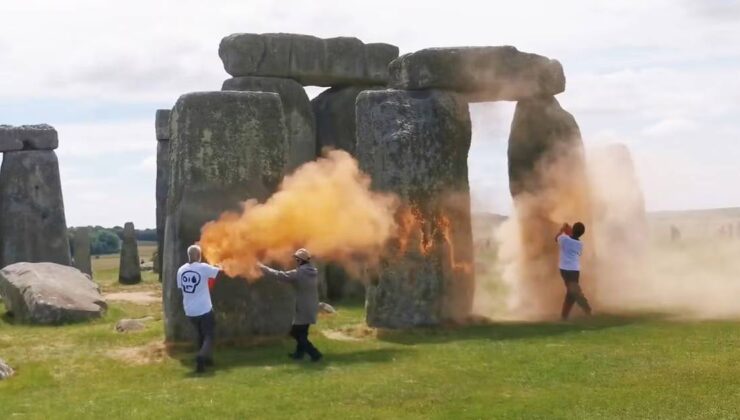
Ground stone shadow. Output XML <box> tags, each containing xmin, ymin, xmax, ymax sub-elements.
<box><xmin>169</xmin><ymin>341</ymin><xmax>407</xmax><ymax>376</ymax></box>
<box><xmin>375</xmin><ymin>313</ymin><xmax>665</xmax><ymax>346</ymax></box>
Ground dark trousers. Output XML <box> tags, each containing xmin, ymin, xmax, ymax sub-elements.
<box><xmin>290</xmin><ymin>324</ymin><xmax>321</xmax><ymax>359</ymax></box>
<box><xmin>188</xmin><ymin>310</ymin><xmax>215</xmax><ymax>360</ymax></box>
<box><xmin>560</xmin><ymin>270</ymin><xmax>592</xmax><ymax>319</ymax></box>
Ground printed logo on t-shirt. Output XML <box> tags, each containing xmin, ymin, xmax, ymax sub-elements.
<box><xmin>181</xmin><ymin>271</ymin><xmax>201</xmax><ymax>294</ymax></box>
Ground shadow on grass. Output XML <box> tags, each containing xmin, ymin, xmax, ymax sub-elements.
<box><xmin>375</xmin><ymin>313</ymin><xmax>666</xmax><ymax>345</ymax></box>
<box><xmin>171</xmin><ymin>344</ymin><xmax>407</xmax><ymax>376</ymax></box>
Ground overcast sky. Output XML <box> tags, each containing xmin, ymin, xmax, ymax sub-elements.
<box><xmin>1</xmin><ymin>0</ymin><xmax>739</xmax><ymax>228</ymax></box>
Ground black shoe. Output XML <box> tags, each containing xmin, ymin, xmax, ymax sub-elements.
<box><xmin>288</xmin><ymin>352</ymin><xmax>305</xmax><ymax>360</ymax></box>
<box><xmin>310</xmin><ymin>353</ymin><xmax>323</xmax><ymax>363</ymax></box>
<box><xmin>195</xmin><ymin>356</ymin><xmax>206</xmax><ymax>373</ymax></box>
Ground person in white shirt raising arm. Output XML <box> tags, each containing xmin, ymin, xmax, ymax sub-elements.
<box><xmin>556</xmin><ymin>222</ymin><xmax>592</xmax><ymax>320</ymax></box>
<box><xmin>176</xmin><ymin>244</ymin><xmax>222</xmax><ymax>373</ymax></box>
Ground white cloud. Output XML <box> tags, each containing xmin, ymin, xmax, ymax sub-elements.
<box><xmin>1</xmin><ymin>0</ymin><xmax>739</xmax><ymax>227</ymax></box>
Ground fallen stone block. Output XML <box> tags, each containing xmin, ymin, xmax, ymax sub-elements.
<box><xmin>0</xmin><ymin>262</ymin><xmax>106</xmax><ymax>324</ymax></box>
<box><xmin>0</xmin><ymin>358</ymin><xmax>13</xmax><ymax>380</ymax></box>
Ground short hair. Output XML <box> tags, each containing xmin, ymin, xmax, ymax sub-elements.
<box><xmin>572</xmin><ymin>222</ymin><xmax>586</xmax><ymax>239</ymax></box>
<box><xmin>187</xmin><ymin>244</ymin><xmax>202</xmax><ymax>263</ymax></box>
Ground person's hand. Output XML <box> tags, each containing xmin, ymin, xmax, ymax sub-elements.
<box><xmin>561</xmin><ymin>223</ymin><xmax>572</xmax><ymax>235</ymax></box>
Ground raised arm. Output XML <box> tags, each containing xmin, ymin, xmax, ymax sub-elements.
<box><xmin>556</xmin><ymin>223</ymin><xmax>572</xmax><ymax>243</ymax></box>
<box><xmin>258</xmin><ymin>263</ymin><xmax>299</xmax><ymax>285</ymax></box>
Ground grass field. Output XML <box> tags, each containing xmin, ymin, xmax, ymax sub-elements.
<box><xmin>2</xmin><ymin>241</ymin><xmax>740</xmax><ymax>419</ymax></box>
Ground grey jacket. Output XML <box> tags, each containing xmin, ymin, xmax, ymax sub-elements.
<box><xmin>259</xmin><ymin>263</ymin><xmax>319</xmax><ymax>325</ymax></box>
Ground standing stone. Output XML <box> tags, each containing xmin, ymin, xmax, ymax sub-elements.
<box><xmin>155</xmin><ymin>109</ymin><xmax>171</xmax><ymax>281</ymax></box>
<box><xmin>72</xmin><ymin>227</ymin><xmax>92</xmax><ymax>277</ymax></box>
<box><xmin>163</xmin><ymin>91</ymin><xmax>294</xmax><ymax>342</ymax></box>
<box><xmin>219</xmin><ymin>33</ymin><xmax>399</xmax><ymax>86</ymax></box>
<box><xmin>0</xmin><ymin>150</ymin><xmax>71</xmax><ymax>268</ymax></box>
<box><xmin>119</xmin><ymin>222</ymin><xmax>141</xmax><ymax>284</ymax></box>
<box><xmin>357</xmin><ymin>89</ymin><xmax>474</xmax><ymax>328</ymax></box>
<box><xmin>311</xmin><ymin>85</ymin><xmax>383</xmax><ymax>156</ymax></box>
<box><xmin>222</xmin><ymin>76</ymin><xmax>315</xmax><ymax>171</ymax></box>
<box><xmin>505</xmin><ymin>96</ymin><xmax>591</xmax><ymax>319</ymax></box>
<box><xmin>312</xmin><ymin>85</ymin><xmax>382</xmax><ymax>301</ymax></box>
<box><xmin>389</xmin><ymin>47</ymin><xmax>565</xmax><ymax>102</ymax></box>
<box><xmin>155</xmin><ymin>109</ymin><xmax>171</xmax><ymax>141</ymax></box>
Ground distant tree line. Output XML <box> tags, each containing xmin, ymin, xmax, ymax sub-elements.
<box><xmin>68</xmin><ymin>226</ymin><xmax>156</xmax><ymax>256</ymax></box>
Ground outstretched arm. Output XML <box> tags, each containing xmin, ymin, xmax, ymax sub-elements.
<box><xmin>258</xmin><ymin>263</ymin><xmax>299</xmax><ymax>285</ymax></box>
<box><xmin>207</xmin><ymin>265</ymin><xmax>222</xmax><ymax>290</ymax></box>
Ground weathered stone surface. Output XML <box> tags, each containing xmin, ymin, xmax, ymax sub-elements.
<box><xmin>223</xmin><ymin>76</ymin><xmax>316</xmax><ymax>171</ymax></box>
<box><xmin>119</xmin><ymin>222</ymin><xmax>141</xmax><ymax>284</ymax></box>
<box><xmin>356</xmin><ymin>89</ymin><xmax>474</xmax><ymax>328</ymax></box>
<box><xmin>115</xmin><ymin>316</ymin><xmax>153</xmax><ymax>333</ymax></box>
<box><xmin>0</xmin><ymin>150</ymin><xmax>71</xmax><ymax>268</ymax></box>
<box><xmin>311</xmin><ymin>85</ymin><xmax>383</xmax><ymax>156</ymax></box>
<box><xmin>506</xmin><ymin>96</ymin><xmax>591</xmax><ymax>318</ymax></box>
<box><xmin>163</xmin><ymin>91</ymin><xmax>294</xmax><ymax>342</ymax></box>
<box><xmin>219</xmin><ymin>33</ymin><xmax>399</xmax><ymax>86</ymax></box>
<box><xmin>72</xmin><ymin>227</ymin><xmax>92</xmax><ymax>277</ymax></box>
<box><xmin>0</xmin><ymin>262</ymin><xmax>106</xmax><ymax>324</ymax></box>
<box><xmin>324</xmin><ymin>264</ymin><xmax>365</xmax><ymax>302</ymax></box>
<box><xmin>389</xmin><ymin>46</ymin><xmax>565</xmax><ymax>102</ymax></box>
<box><xmin>155</xmin><ymin>109</ymin><xmax>171</xmax><ymax>141</ymax></box>
<box><xmin>508</xmin><ymin>96</ymin><xmax>583</xmax><ymax>196</ymax></box>
<box><xmin>0</xmin><ymin>358</ymin><xmax>13</xmax><ymax>380</ymax></box>
<box><xmin>155</xmin><ymin>138</ymin><xmax>169</xmax><ymax>281</ymax></box>
<box><xmin>0</xmin><ymin>124</ymin><xmax>58</xmax><ymax>152</ymax></box>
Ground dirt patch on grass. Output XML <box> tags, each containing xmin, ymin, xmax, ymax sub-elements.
<box><xmin>105</xmin><ymin>291</ymin><xmax>160</xmax><ymax>305</ymax></box>
<box><xmin>109</xmin><ymin>341</ymin><xmax>167</xmax><ymax>365</ymax></box>
<box><xmin>322</xmin><ymin>324</ymin><xmax>377</xmax><ymax>341</ymax></box>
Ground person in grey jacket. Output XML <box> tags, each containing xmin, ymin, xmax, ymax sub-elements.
<box><xmin>258</xmin><ymin>248</ymin><xmax>323</xmax><ymax>362</ymax></box>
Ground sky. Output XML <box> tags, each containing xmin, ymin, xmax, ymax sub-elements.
<box><xmin>1</xmin><ymin>0</ymin><xmax>739</xmax><ymax>228</ymax></box>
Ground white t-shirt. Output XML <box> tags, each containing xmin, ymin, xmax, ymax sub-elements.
<box><xmin>558</xmin><ymin>234</ymin><xmax>583</xmax><ymax>271</ymax></box>
<box><xmin>176</xmin><ymin>262</ymin><xmax>219</xmax><ymax>317</ymax></box>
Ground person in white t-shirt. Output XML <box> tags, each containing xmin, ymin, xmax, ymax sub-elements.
<box><xmin>176</xmin><ymin>244</ymin><xmax>222</xmax><ymax>373</ymax></box>
<box><xmin>556</xmin><ymin>222</ymin><xmax>592</xmax><ymax>320</ymax></box>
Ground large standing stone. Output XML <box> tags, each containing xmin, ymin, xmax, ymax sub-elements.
<box><xmin>223</xmin><ymin>76</ymin><xmax>315</xmax><ymax>171</ymax></box>
<box><xmin>155</xmin><ymin>109</ymin><xmax>171</xmax><ymax>281</ymax></box>
<box><xmin>155</xmin><ymin>109</ymin><xmax>171</xmax><ymax>141</ymax></box>
<box><xmin>311</xmin><ymin>85</ymin><xmax>383</xmax><ymax>156</ymax></box>
<box><xmin>163</xmin><ymin>91</ymin><xmax>294</xmax><ymax>342</ymax></box>
<box><xmin>0</xmin><ymin>150</ymin><xmax>71</xmax><ymax>268</ymax></box>
<box><xmin>356</xmin><ymin>89</ymin><xmax>474</xmax><ymax>328</ymax></box>
<box><xmin>0</xmin><ymin>124</ymin><xmax>58</xmax><ymax>152</ymax></box>
<box><xmin>219</xmin><ymin>33</ymin><xmax>399</xmax><ymax>86</ymax></box>
<box><xmin>0</xmin><ymin>262</ymin><xmax>106</xmax><ymax>324</ymax></box>
<box><xmin>72</xmin><ymin>227</ymin><xmax>92</xmax><ymax>277</ymax></box>
<box><xmin>389</xmin><ymin>47</ymin><xmax>565</xmax><ymax>102</ymax></box>
<box><xmin>119</xmin><ymin>222</ymin><xmax>141</xmax><ymax>284</ymax></box>
<box><xmin>505</xmin><ymin>96</ymin><xmax>591</xmax><ymax>318</ymax></box>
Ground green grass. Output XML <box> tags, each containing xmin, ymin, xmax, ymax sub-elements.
<box><xmin>2</xmin><ymin>293</ymin><xmax>740</xmax><ymax>419</ymax></box>
<box><xmin>2</xmin><ymin>240</ymin><xmax>740</xmax><ymax>418</ymax></box>
<box><xmin>92</xmin><ymin>242</ymin><xmax>159</xmax><ymax>291</ymax></box>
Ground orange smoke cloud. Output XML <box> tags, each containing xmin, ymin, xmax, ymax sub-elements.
<box><xmin>199</xmin><ymin>150</ymin><xmax>399</xmax><ymax>279</ymax></box>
